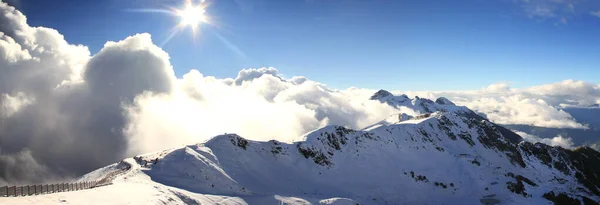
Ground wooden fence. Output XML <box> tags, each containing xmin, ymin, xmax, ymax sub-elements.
<box><xmin>0</xmin><ymin>181</ymin><xmax>99</xmax><ymax>197</ymax></box>
<box><xmin>0</xmin><ymin>160</ymin><xmax>132</xmax><ymax>197</ymax></box>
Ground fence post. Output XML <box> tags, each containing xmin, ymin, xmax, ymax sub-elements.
<box><xmin>9</xmin><ymin>186</ymin><xmax>16</xmax><ymax>197</ymax></box>
<box><xmin>1</xmin><ymin>186</ymin><xmax>6</xmax><ymax>197</ymax></box>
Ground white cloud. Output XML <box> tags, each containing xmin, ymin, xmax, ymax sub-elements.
<box><xmin>515</xmin><ymin>0</ymin><xmax>600</xmax><ymax>23</ymax></box>
<box><xmin>401</xmin><ymin>80</ymin><xmax>599</xmax><ymax>129</ymax></box>
<box><xmin>513</xmin><ymin>131</ymin><xmax>575</xmax><ymax>149</ymax></box>
<box><xmin>0</xmin><ymin>1</ymin><xmax>175</xmax><ymax>184</ymax></box>
<box><xmin>123</xmin><ymin>68</ymin><xmax>398</xmax><ymax>154</ymax></box>
<box><xmin>0</xmin><ymin>92</ymin><xmax>33</xmax><ymax>118</ymax></box>
<box><xmin>233</xmin><ymin>67</ymin><xmax>280</xmax><ymax>86</ymax></box>
<box><xmin>591</xmin><ymin>143</ymin><xmax>600</xmax><ymax>151</ymax></box>
<box><xmin>591</xmin><ymin>10</ymin><xmax>600</xmax><ymax>18</ymax></box>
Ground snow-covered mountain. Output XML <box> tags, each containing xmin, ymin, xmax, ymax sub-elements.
<box><xmin>11</xmin><ymin>90</ymin><xmax>600</xmax><ymax>205</ymax></box>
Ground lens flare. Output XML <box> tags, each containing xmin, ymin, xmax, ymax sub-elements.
<box><xmin>127</xmin><ymin>0</ymin><xmax>223</xmax><ymax>46</ymax></box>
<box><xmin>176</xmin><ymin>0</ymin><xmax>209</xmax><ymax>31</ymax></box>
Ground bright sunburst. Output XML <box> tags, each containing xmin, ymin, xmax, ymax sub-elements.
<box><xmin>127</xmin><ymin>0</ymin><xmax>214</xmax><ymax>45</ymax></box>
<box><xmin>175</xmin><ymin>0</ymin><xmax>208</xmax><ymax>30</ymax></box>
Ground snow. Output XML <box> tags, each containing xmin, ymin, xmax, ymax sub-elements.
<box><xmin>0</xmin><ymin>180</ymin><xmax>246</xmax><ymax>205</ymax></box>
<box><xmin>2</xmin><ymin>92</ymin><xmax>598</xmax><ymax>204</ymax></box>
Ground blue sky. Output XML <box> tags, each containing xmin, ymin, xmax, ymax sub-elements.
<box><xmin>9</xmin><ymin>0</ymin><xmax>600</xmax><ymax>90</ymax></box>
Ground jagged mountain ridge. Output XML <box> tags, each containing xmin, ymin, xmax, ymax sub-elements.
<box><xmin>82</xmin><ymin>90</ymin><xmax>600</xmax><ymax>205</ymax></box>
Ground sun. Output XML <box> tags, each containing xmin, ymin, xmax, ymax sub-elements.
<box><xmin>175</xmin><ymin>0</ymin><xmax>209</xmax><ymax>30</ymax></box>
<box><xmin>128</xmin><ymin>0</ymin><xmax>214</xmax><ymax>44</ymax></box>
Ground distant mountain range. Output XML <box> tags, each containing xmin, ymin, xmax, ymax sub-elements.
<box><xmin>55</xmin><ymin>90</ymin><xmax>600</xmax><ymax>205</ymax></box>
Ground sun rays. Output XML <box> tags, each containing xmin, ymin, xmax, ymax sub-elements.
<box><xmin>174</xmin><ymin>0</ymin><xmax>209</xmax><ymax>35</ymax></box>
<box><xmin>127</xmin><ymin>0</ymin><xmax>211</xmax><ymax>45</ymax></box>
<box><xmin>126</xmin><ymin>0</ymin><xmax>247</xmax><ymax>58</ymax></box>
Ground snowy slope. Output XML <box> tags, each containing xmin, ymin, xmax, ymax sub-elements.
<box><xmin>6</xmin><ymin>90</ymin><xmax>600</xmax><ymax>205</ymax></box>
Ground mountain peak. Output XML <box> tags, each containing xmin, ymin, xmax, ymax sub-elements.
<box><xmin>435</xmin><ymin>97</ymin><xmax>455</xmax><ymax>105</ymax></box>
<box><xmin>369</xmin><ymin>89</ymin><xmax>393</xmax><ymax>100</ymax></box>
<box><xmin>369</xmin><ymin>91</ymin><xmax>468</xmax><ymax>115</ymax></box>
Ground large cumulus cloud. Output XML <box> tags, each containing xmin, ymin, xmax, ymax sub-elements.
<box><xmin>0</xmin><ymin>1</ymin><xmax>176</xmax><ymax>185</ymax></box>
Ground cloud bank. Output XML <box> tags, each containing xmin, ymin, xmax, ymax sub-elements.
<box><xmin>513</xmin><ymin>131</ymin><xmax>575</xmax><ymax>149</ymax></box>
<box><xmin>400</xmin><ymin>81</ymin><xmax>600</xmax><ymax>129</ymax></box>
<box><xmin>0</xmin><ymin>1</ymin><xmax>599</xmax><ymax>185</ymax></box>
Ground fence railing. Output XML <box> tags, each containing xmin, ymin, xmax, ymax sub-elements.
<box><xmin>0</xmin><ymin>160</ymin><xmax>132</xmax><ymax>197</ymax></box>
<box><xmin>0</xmin><ymin>181</ymin><xmax>99</xmax><ymax>197</ymax></box>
